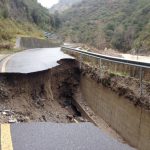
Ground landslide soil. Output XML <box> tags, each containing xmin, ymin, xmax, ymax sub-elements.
<box><xmin>0</xmin><ymin>59</ymin><xmax>85</xmax><ymax>123</ymax></box>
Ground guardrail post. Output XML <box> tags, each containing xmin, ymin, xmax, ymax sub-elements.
<box><xmin>80</xmin><ymin>54</ymin><xmax>82</xmax><ymax>69</ymax></box>
<box><xmin>139</xmin><ymin>67</ymin><xmax>143</xmax><ymax>97</ymax></box>
<box><xmin>115</xmin><ymin>64</ymin><xmax>117</xmax><ymax>74</ymax></box>
<box><xmin>99</xmin><ymin>59</ymin><xmax>102</xmax><ymax>79</ymax></box>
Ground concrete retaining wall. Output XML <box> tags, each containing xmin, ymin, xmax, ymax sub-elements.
<box><xmin>80</xmin><ymin>75</ymin><xmax>150</xmax><ymax>150</ymax></box>
<box><xmin>16</xmin><ymin>37</ymin><xmax>61</xmax><ymax>49</ymax></box>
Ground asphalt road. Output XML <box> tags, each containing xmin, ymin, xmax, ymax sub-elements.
<box><xmin>0</xmin><ymin>122</ymin><xmax>135</xmax><ymax>150</ymax></box>
<box><xmin>0</xmin><ymin>48</ymin><xmax>74</xmax><ymax>74</ymax></box>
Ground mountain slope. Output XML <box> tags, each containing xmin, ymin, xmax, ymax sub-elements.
<box><xmin>0</xmin><ymin>0</ymin><xmax>51</xmax><ymax>29</ymax></box>
<box><xmin>59</xmin><ymin>0</ymin><xmax>150</xmax><ymax>53</ymax></box>
<box><xmin>50</xmin><ymin>0</ymin><xmax>82</xmax><ymax>13</ymax></box>
<box><xmin>0</xmin><ymin>0</ymin><xmax>52</xmax><ymax>50</ymax></box>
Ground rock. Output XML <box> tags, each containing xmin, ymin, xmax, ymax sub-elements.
<box><xmin>66</xmin><ymin>115</ymin><xmax>73</xmax><ymax>120</ymax></box>
<box><xmin>56</xmin><ymin>114</ymin><xmax>60</xmax><ymax>119</ymax></box>
<box><xmin>42</xmin><ymin>115</ymin><xmax>47</xmax><ymax>122</ymax></box>
<box><xmin>8</xmin><ymin>116</ymin><xmax>17</xmax><ymax>123</ymax></box>
<box><xmin>1</xmin><ymin>110</ymin><xmax>14</xmax><ymax>116</ymax></box>
<box><xmin>2</xmin><ymin>112</ymin><xmax>7</xmax><ymax>115</ymax></box>
<box><xmin>77</xmin><ymin>117</ymin><xmax>85</xmax><ymax>122</ymax></box>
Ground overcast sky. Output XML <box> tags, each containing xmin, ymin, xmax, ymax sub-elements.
<box><xmin>37</xmin><ymin>0</ymin><xmax>59</xmax><ymax>8</ymax></box>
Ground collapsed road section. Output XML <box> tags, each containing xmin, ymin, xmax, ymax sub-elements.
<box><xmin>0</xmin><ymin>47</ymin><xmax>84</xmax><ymax>123</ymax></box>
<box><xmin>62</xmin><ymin>46</ymin><xmax>150</xmax><ymax>150</ymax></box>
<box><xmin>0</xmin><ymin>58</ymin><xmax>84</xmax><ymax>123</ymax></box>
<box><xmin>0</xmin><ymin>47</ymin><xmax>136</xmax><ymax>150</ymax></box>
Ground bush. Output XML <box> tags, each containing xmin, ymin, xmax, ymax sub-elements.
<box><xmin>0</xmin><ymin>30</ymin><xmax>13</xmax><ymax>41</ymax></box>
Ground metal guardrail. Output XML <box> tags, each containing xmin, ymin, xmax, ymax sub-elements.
<box><xmin>62</xmin><ymin>46</ymin><xmax>150</xmax><ymax>97</ymax></box>
<box><xmin>62</xmin><ymin>46</ymin><xmax>150</xmax><ymax>69</ymax></box>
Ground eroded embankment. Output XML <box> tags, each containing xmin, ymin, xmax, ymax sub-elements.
<box><xmin>0</xmin><ymin>59</ymin><xmax>84</xmax><ymax>123</ymax></box>
<box><xmin>81</xmin><ymin>64</ymin><xmax>150</xmax><ymax>110</ymax></box>
<box><xmin>80</xmin><ymin>64</ymin><xmax>150</xmax><ymax>150</ymax></box>
<box><xmin>0</xmin><ymin>56</ymin><xmax>150</xmax><ymax>149</ymax></box>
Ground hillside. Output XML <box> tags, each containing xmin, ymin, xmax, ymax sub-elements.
<box><xmin>50</xmin><ymin>0</ymin><xmax>82</xmax><ymax>13</ymax></box>
<box><xmin>0</xmin><ymin>0</ymin><xmax>50</xmax><ymax>29</ymax></box>
<box><xmin>0</xmin><ymin>0</ymin><xmax>52</xmax><ymax>51</ymax></box>
<box><xmin>59</xmin><ymin>0</ymin><xmax>150</xmax><ymax>53</ymax></box>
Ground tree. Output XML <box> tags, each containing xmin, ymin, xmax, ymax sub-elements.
<box><xmin>50</xmin><ymin>11</ymin><xmax>61</xmax><ymax>29</ymax></box>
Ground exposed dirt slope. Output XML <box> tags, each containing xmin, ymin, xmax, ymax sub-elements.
<box><xmin>0</xmin><ymin>59</ymin><xmax>85</xmax><ymax>123</ymax></box>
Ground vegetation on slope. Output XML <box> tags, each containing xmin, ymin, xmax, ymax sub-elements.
<box><xmin>0</xmin><ymin>0</ymin><xmax>51</xmax><ymax>29</ymax></box>
<box><xmin>0</xmin><ymin>0</ymin><xmax>53</xmax><ymax>51</ymax></box>
<box><xmin>0</xmin><ymin>19</ymin><xmax>43</xmax><ymax>50</ymax></box>
<box><xmin>59</xmin><ymin>0</ymin><xmax>150</xmax><ymax>53</ymax></box>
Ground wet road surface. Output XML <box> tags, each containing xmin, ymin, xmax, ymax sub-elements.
<box><xmin>0</xmin><ymin>48</ymin><xmax>74</xmax><ymax>74</ymax></box>
<box><xmin>0</xmin><ymin>122</ymin><xmax>135</xmax><ymax>150</ymax></box>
